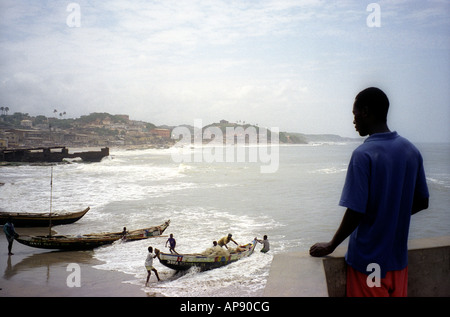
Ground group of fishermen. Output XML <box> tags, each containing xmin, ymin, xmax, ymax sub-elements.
<box><xmin>162</xmin><ymin>232</ymin><xmax>270</xmax><ymax>255</ymax></box>
<box><xmin>3</xmin><ymin>217</ymin><xmax>270</xmax><ymax>288</ymax></box>
<box><xmin>145</xmin><ymin>233</ymin><xmax>270</xmax><ymax>286</ymax></box>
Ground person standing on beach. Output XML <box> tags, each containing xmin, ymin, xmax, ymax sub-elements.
<box><xmin>145</xmin><ymin>246</ymin><xmax>160</xmax><ymax>286</ymax></box>
<box><xmin>165</xmin><ymin>233</ymin><xmax>178</xmax><ymax>254</ymax></box>
<box><xmin>3</xmin><ymin>216</ymin><xmax>18</xmax><ymax>255</ymax></box>
<box><xmin>309</xmin><ymin>87</ymin><xmax>429</xmax><ymax>297</ymax></box>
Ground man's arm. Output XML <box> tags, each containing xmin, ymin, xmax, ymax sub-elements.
<box><xmin>309</xmin><ymin>208</ymin><xmax>362</xmax><ymax>257</ymax></box>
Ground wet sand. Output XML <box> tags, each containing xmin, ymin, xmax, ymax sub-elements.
<box><xmin>0</xmin><ymin>227</ymin><xmax>153</xmax><ymax>297</ymax></box>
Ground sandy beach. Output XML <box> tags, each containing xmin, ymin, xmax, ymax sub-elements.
<box><xmin>0</xmin><ymin>227</ymin><xmax>152</xmax><ymax>297</ymax></box>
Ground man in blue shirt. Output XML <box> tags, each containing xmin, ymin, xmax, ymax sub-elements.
<box><xmin>309</xmin><ymin>87</ymin><xmax>429</xmax><ymax>297</ymax></box>
<box><xmin>165</xmin><ymin>233</ymin><xmax>178</xmax><ymax>254</ymax></box>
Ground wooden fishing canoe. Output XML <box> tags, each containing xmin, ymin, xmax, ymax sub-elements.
<box><xmin>84</xmin><ymin>220</ymin><xmax>171</xmax><ymax>242</ymax></box>
<box><xmin>157</xmin><ymin>239</ymin><xmax>257</xmax><ymax>271</ymax></box>
<box><xmin>0</xmin><ymin>207</ymin><xmax>90</xmax><ymax>227</ymax></box>
<box><xmin>15</xmin><ymin>220</ymin><xmax>170</xmax><ymax>251</ymax></box>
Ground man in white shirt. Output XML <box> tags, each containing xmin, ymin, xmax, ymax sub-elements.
<box><xmin>145</xmin><ymin>246</ymin><xmax>160</xmax><ymax>286</ymax></box>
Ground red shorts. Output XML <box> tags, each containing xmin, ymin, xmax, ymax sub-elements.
<box><xmin>346</xmin><ymin>265</ymin><xmax>408</xmax><ymax>297</ymax></box>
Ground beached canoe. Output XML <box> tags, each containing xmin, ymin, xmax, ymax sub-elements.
<box><xmin>15</xmin><ymin>220</ymin><xmax>170</xmax><ymax>251</ymax></box>
<box><xmin>0</xmin><ymin>207</ymin><xmax>90</xmax><ymax>227</ymax></box>
<box><xmin>157</xmin><ymin>239</ymin><xmax>257</xmax><ymax>271</ymax></box>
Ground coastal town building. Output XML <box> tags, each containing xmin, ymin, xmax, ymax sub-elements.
<box><xmin>150</xmin><ymin>128</ymin><xmax>171</xmax><ymax>139</ymax></box>
<box><xmin>0</xmin><ymin>112</ymin><xmax>174</xmax><ymax>149</ymax></box>
<box><xmin>1</xmin><ymin>111</ymin><xmax>326</xmax><ymax>152</ymax></box>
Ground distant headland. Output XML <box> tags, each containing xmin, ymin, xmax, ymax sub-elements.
<box><xmin>0</xmin><ymin>111</ymin><xmax>359</xmax><ymax>149</ymax></box>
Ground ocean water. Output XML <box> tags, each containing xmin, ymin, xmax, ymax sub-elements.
<box><xmin>1</xmin><ymin>142</ymin><xmax>449</xmax><ymax>296</ymax></box>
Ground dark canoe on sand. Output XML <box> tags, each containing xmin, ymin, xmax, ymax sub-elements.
<box><xmin>15</xmin><ymin>220</ymin><xmax>170</xmax><ymax>251</ymax></box>
<box><xmin>0</xmin><ymin>207</ymin><xmax>90</xmax><ymax>227</ymax></box>
<box><xmin>157</xmin><ymin>239</ymin><xmax>257</xmax><ymax>271</ymax></box>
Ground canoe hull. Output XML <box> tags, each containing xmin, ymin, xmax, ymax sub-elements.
<box><xmin>0</xmin><ymin>207</ymin><xmax>90</xmax><ymax>227</ymax></box>
<box><xmin>15</xmin><ymin>235</ymin><xmax>116</xmax><ymax>251</ymax></box>
<box><xmin>158</xmin><ymin>240</ymin><xmax>257</xmax><ymax>271</ymax></box>
<box><xmin>15</xmin><ymin>220</ymin><xmax>170</xmax><ymax>251</ymax></box>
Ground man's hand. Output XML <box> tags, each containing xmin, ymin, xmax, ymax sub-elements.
<box><xmin>309</xmin><ymin>208</ymin><xmax>362</xmax><ymax>257</ymax></box>
<box><xmin>309</xmin><ymin>241</ymin><xmax>334</xmax><ymax>257</ymax></box>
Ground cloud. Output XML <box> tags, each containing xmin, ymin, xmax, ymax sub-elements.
<box><xmin>0</xmin><ymin>0</ymin><xmax>449</xmax><ymax>142</ymax></box>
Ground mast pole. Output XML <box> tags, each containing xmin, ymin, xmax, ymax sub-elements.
<box><xmin>49</xmin><ymin>166</ymin><xmax>53</xmax><ymax>237</ymax></box>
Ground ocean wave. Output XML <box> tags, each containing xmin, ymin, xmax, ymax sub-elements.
<box><xmin>427</xmin><ymin>176</ymin><xmax>450</xmax><ymax>189</ymax></box>
<box><xmin>92</xmin><ymin>206</ymin><xmax>281</xmax><ymax>297</ymax></box>
<box><xmin>308</xmin><ymin>166</ymin><xmax>347</xmax><ymax>174</ymax></box>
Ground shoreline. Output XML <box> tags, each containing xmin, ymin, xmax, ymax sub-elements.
<box><xmin>0</xmin><ymin>227</ymin><xmax>157</xmax><ymax>297</ymax></box>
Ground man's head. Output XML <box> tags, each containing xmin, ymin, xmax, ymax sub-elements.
<box><xmin>353</xmin><ymin>87</ymin><xmax>390</xmax><ymax>136</ymax></box>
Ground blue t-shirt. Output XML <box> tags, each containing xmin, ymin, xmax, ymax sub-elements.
<box><xmin>168</xmin><ymin>237</ymin><xmax>176</xmax><ymax>248</ymax></box>
<box><xmin>339</xmin><ymin>132</ymin><xmax>429</xmax><ymax>277</ymax></box>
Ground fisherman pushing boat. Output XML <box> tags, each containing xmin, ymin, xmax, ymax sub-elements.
<box><xmin>217</xmin><ymin>233</ymin><xmax>238</xmax><ymax>249</ymax></box>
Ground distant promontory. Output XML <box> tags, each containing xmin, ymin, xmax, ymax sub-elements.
<box><xmin>0</xmin><ymin>112</ymin><xmax>359</xmax><ymax>149</ymax></box>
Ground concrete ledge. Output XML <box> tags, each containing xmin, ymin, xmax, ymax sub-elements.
<box><xmin>262</xmin><ymin>252</ymin><xmax>329</xmax><ymax>297</ymax></box>
<box><xmin>263</xmin><ymin>236</ymin><xmax>450</xmax><ymax>297</ymax></box>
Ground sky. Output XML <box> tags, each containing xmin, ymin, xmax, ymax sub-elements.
<box><xmin>0</xmin><ymin>0</ymin><xmax>449</xmax><ymax>142</ymax></box>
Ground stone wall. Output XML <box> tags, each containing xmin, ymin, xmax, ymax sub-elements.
<box><xmin>264</xmin><ymin>236</ymin><xmax>450</xmax><ymax>297</ymax></box>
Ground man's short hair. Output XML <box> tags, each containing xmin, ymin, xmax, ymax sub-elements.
<box><xmin>354</xmin><ymin>87</ymin><xmax>390</xmax><ymax>122</ymax></box>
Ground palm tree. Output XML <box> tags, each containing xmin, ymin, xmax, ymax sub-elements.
<box><xmin>0</xmin><ymin>107</ymin><xmax>4</xmax><ymax>115</ymax></box>
<box><xmin>5</xmin><ymin>107</ymin><xmax>9</xmax><ymax>115</ymax></box>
